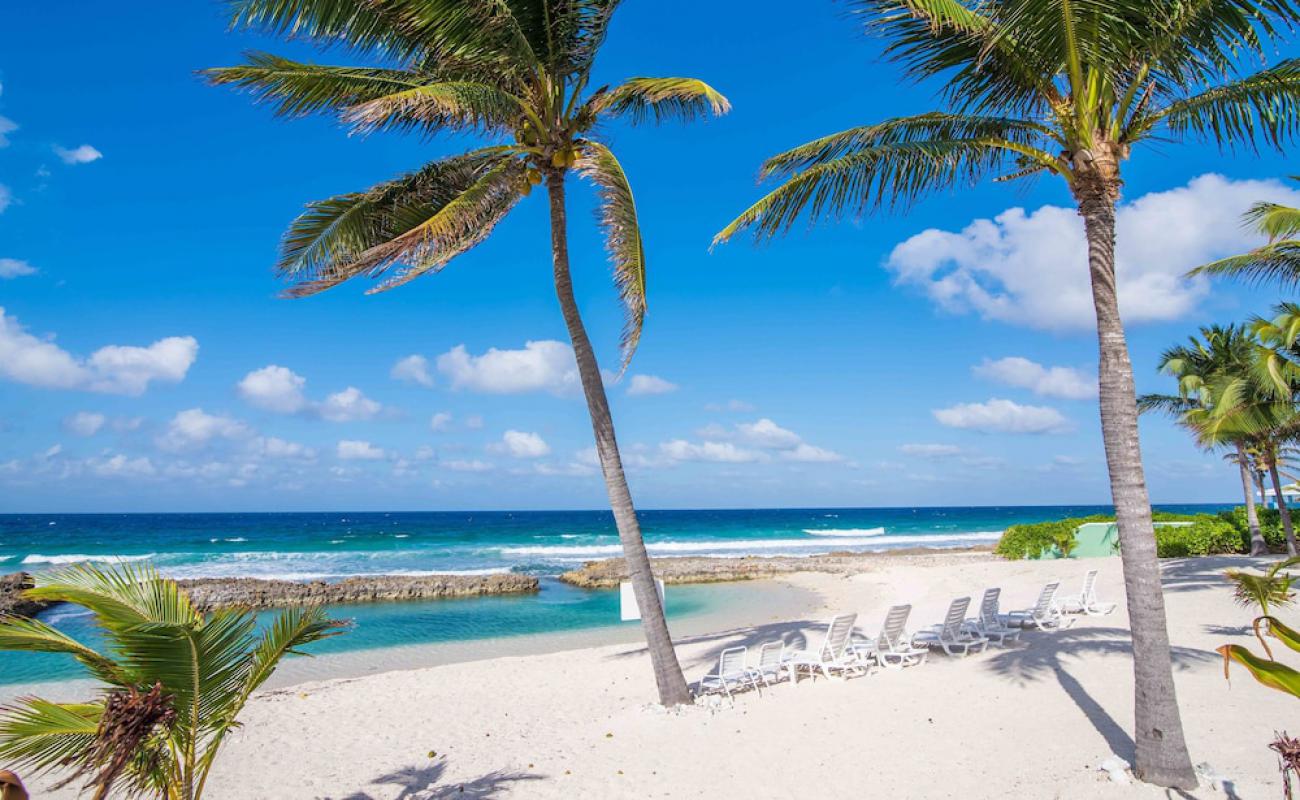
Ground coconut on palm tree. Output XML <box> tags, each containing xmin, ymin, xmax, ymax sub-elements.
<box><xmin>715</xmin><ymin>0</ymin><xmax>1300</xmax><ymax>787</ymax></box>
<box><xmin>1139</xmin><ymin>324</ymin><xmax>1271</xmax><ymax>555</ymax></box>
<box><xmin>207</xmin><ymin>0</ymin><xmax>728</xmax><ymax>707</ymax></box>
<box><xmin>0</xmin><ymin>564</ymin><xmax>343</xmax><ymax>799</ymax></box>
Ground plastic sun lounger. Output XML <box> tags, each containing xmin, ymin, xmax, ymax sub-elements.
<box><xmin>694</xmin><ymin>645</ymin><xmax>761</xmax><ymax>702</ymax></box>
<box><xmin>968</xmin><ymin>588</ymin><xmax>1021</xmax><ymax>647</ymax></box>
<box><xmin>1056</xmin><ymin>570</ymin><xmax>1118</xmax><ymax>616</ymax></box>
<box><xmin>752</xmin><ymin>640</ymin><xmax>789</xmax><ymax>686</ymax></box>
<box><xmin>913</xmin><ymin>597</ymin><xmax>989</xmax><ymax>656</ymax></box>
<box><xmin>1004</xmin><ymin>581</ymin><xmax>1072</xmax><ymax>631</ymax></box>
<box><xmin>853</xmin><ymin>604</ymin><xmax>929</xmax><ymax>669</ymax></box>
<box><xmin>783</xmin><ymin>613</ymin><xmax>870</xmax><ymax>683</ymax></box>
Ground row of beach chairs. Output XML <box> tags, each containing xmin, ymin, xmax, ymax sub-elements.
<box><xmin>694</xmin><ymin>569</ymin><xmax>1117</xmax><ymax>701</ymax></box>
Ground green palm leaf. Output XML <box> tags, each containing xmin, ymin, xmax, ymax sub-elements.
<box><xmin>204</xmin><ymin>53</ymin><xmax>423</xmax><ymax>118</ymax></box>
<box><xmin>1158</xmin><ymin>59</ymin><xmax>1300</xmax><ymax>151</ymax></box>
<box><xmin>587</xmin><ymin>77</ymin><xmax>730</xmax><ymax>125</ymax></box>
<box><xmin>342</xmin><ymin>81</ymin><xmax>526</xmax><ymax>135</ymax></box>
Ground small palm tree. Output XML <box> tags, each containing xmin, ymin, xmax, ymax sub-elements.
<box><xmin>0</xmin><ymin>564</ymin><xmax>343</xmax><ymax>799</ymax></box>
<box><xmin>1226</xmin><ymin>557</ymin><xmax>1299</xmax><ymax>619</ymax></box>
<box><xmin>715</xmin><ymin>0</ymin><xmax>1300</xmax><ymax>787</ymax></box>
<box><xmin>206</xmin><ymin>0</ymin><xmax>727</xmax><ymax>707</ymax></box>
<box><xmin>1191</xmin><ymin>188</ymin><xmax>1300</xmax><ymax>285</ymax></box>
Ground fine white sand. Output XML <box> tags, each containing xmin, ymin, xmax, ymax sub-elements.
<box><xmin>26</xmin><ymin>555</ymin><xmax>1294</xmax><ymax>798</ymax></box>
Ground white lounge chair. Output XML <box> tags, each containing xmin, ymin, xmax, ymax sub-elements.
<box><xmin>913</xmin><ymin>597</ymin><xmax>989</xmax><ymax>656</ymax></box>
<box><xmin>784</xmin><ymin>613</ymin><xmax>870</xmax><ymax>682</ymax></box>
<box><xmin>752</xmin><ymin>641</ymin><xmax>788</xmax><ymax>686</ymax></box>
<box><xmin>1004</xmin><ymin>581</ymin><xmax>1072</xmax><ymax>631</ymax></box>
<box><xmin>1057</xmin><ymin>570</ymin><xmax>1117</xmax><ymax>616</ymax></box>
<box><xmin>967</xmin><ymin>588</ymin><xmax>1021</xmax><ymax>647</ymax></box>
<box><xmin>853</xmin><ymin>604</ymin><xmax>929</xmax><ymax>669</ymax></box>
<box><xmin>694</xmin><ymin>645</ymin><xmax>761</xmax><ymax>701</ymax></box>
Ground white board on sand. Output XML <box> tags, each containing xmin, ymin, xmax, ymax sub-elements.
<box><xmin>619</xmin><ymin>579</ymin><xmax>665</xmax><ymax>621</ymax></box>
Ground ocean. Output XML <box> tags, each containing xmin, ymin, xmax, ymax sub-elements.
<box><xmin>0</xmin><ymin>504</ymin><xmax>1229</xmax><ymax>686</ymax></box>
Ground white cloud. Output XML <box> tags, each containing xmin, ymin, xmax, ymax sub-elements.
<box><xmin>782</xmin><ymin>443</ymin><xmax>844</xmax><ymax>463</ymax></box>
<box><xmin>0</xmin><ymin>308</ymin><xmax>197</xmax><ymax>395</ymax></box>
<box><xmin>53</xmin><ymin>144</ymin><xmax>102</xmax><ymax>165</ymax></box>
<box><xmin>250</xmin><ymin>436</ymin><xmax>317</xmax><ymax>460</ymax></box>
<box><xmin>429</xmin><ymin>412</ymin><xmax>452</xmax><ymax>432</ymax></box>
<box><xmin>0</xmin><ymin>185</ymin><xmax>10</xmax><ymax>213</ymax></box>
<box><xmin>64</xmin><ymin>411</ymin><xmax>106</xmax><ymax>437</ymax></box>
<box><xmin>437</xmin><ymin>340</ymin><xmax>578</xmax><ymax>395</ymax></box>
<box><xmin>886</xmin><ymin>174</ymin><xmax>1300</xmax><ymax>330</ymax></box>
<box><xmin>391</xmin><ymin>355</ymin><xmax>434</xmax><ymax>388</ymax></box>
<box><xmin>90</xmin><ymin>454</ymin><xmax>155</xmax><ymax>478</ymax></box>
<box><xmin>0</xmin><ymin>116</ymin><xmax>16</xmax><ymax>148</ymax></box>
<box><xmin>704</xmin><ymin>399</ymin><xmax>755</xmax><ymax>413</ymax></box>
<box><xmin>158</xmin><ymin>408</ymin><xmax>252</xmax><ymax>452</ymax></box>
<box><xmin>0</xmin><ymin>259</ymin><xmax>36</xmax><ymax>279</ymax></box>
<box><xmin>337</xmin><ymin>440</ymin><xmax>387</xmax><ymax>460</ymax></box>
<box><xmin>494</xmin><ymin>430</ymin><xmax>551</xmax><ymax>459</ymax></box>
<box><xmin>237</xmin><ymin>365</ymin><xmax>308</xmax><ymax>413</ymax></box>
<box><xmin>627</xmin><ymin>374</ymin><xmax>678</xmax><ymax>396</ymax></box>
<box><xmin>659</xmin><ymin>439</ymin><xmax>767</xmax><ymax>463</ymax></box>
<box><xmin>900</xmin><ymin>443</ymin><xmax>962</xmax><ymax>458</ymax></box>
<box><xmin>736</xmin><ymin>418</ymin><xmax>804</xmax><ymax>449</ymax></box>
<box><xmin>444</xmin><ymin>458</ymin><xmax>493</xmax><ymax>472</ymax></box>
<box><xmin>973</xmin><ymin>357</ymin><xmax>1097</xmax><ymax>400</ymax></box>
<box><xmin>933</xmin><ymin>398</ymin><xmax>1070</xmax><ymax>434</ymax></box>
<box><xmin>318</xmin><ymin>386</ymin><xmax>382</xmax><ymax>422</ymax></box>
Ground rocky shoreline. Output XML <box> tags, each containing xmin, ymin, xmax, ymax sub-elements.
<box><xmin>557</xmin><ymin>546</ymin><xmax>997</xmax><ymax>588</ymax></box>
<box><xmin>0</xmin><ymin>571</ymin><xmax>539</xmax><ymax>615</ymax></box>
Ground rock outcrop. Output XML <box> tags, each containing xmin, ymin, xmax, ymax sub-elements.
<box><xmin>0</xmin><ymin>572</ymin><xmax>53</xmax><ymax>618</ymax></box>
<box><xmin>559</xmin><ymin>547</ymin><xmax>996</xmax><ymax>589</ymax></box>
<box><xmin>178</xmin><ymin>572</ymin><xmax>539</xmax><ymax>611</ymax></box>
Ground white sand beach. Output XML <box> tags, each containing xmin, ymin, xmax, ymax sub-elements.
<box><xmin>26</xmin><ymin>554</ymin><xmax>1292</xmax><ymax>798</ymax></box>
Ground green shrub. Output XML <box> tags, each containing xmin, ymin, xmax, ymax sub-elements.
<box><xmin>995</xmin><ymin>515</ymin><xmax>1111</xmax><ymax>560</ymax></box>
<box><xmin>1155</xmin><ymin>518</ymin><xmax>1246</xmax><ymax>557</ymax></box>
<box><xmin>1217</xmin><ymin>506</ymin><xmax>1287</xmax><ymax>550</ymax></box>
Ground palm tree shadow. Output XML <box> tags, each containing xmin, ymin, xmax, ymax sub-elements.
<box><xmin>984</xmin><ymin>627</ymin><xmax>1216</xmax><ymax>763</ymax></box>
<box><xmin>331</xmin><ymin>760</ymin><xmax>544</xmax><ymax>800</ymax></box>
<box><xmin>604</xmin><ymin>618</ymin><xmax>822</xmax><ymax>672</ymax></box>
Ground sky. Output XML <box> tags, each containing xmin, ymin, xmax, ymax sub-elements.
<box><xmin>0</xmin><ymin>2</ymin><xmax>1297</xmax><ymax>513</ymax></box>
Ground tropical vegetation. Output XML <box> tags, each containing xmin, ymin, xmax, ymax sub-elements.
<box><xmin>0</xmin><ymin>564</ymin><xmax>343</xmax><ymax>799</ymax></box>
<box><xmin>206</xmin><ymin>0</ymin><xmax>729</xmax><ymax>707</ymax></box>
<box><xmin>1192</xmin><ymin>191</ymin><xmax>1300</xmax><ymax>287</ymax></box>
<box><xmin>1219</xmin><ymin>613</ymin><xmax>1300</xmax><ymax>796</ymax></box>
<box><xmin>1225</xmin><ymin>557</ymin><xmax>1299</xmax><ymax>620</ymax></box>
<box><xmin>995</xmin><ymin>509</ymin><xmax>1273</xmax><ymax>560</ymax></box>
<box><xmin>716</xmin><ymin>0</ymin><xmax>1300</xmax><ymax>786</ymax></box>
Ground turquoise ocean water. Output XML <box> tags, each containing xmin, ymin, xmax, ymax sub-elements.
<box><xmin>0</xmin><ymin>505</ymin><xmax>1228</xmax><ymax>684</ymax></box>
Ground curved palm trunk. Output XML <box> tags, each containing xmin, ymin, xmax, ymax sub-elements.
<box><xmin>1267</xmin><ymin>457</ymin><xmax>1299</xmax><ymax>557</ymax></box>
<box><xmin>1079</xmin><ymin>189</ymin><xmax>1197</xmax><ymax>789</ymax></box>
<box><xmin>544</xmin><ymin>171</ymin><xmax>692</xmax><ymax>706</ymax></box>
<box><xmin>1237</xmin><ymin>443</ymin><xmax>1267</xmax><ymax>556</ymax></box>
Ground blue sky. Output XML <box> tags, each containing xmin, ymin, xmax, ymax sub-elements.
<box><xmin>0</xmin><ymin>1</ymin><xmax>1297</xmax><ymax>512</ymax></box>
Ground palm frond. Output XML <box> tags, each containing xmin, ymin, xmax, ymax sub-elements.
<box><xmin>1245</xmin><ymin>201</ymin><xmax>1300</xmax><ymax>242</ymax></box>
<box><xmin>205</xmin><ymin>53</ymin><xmax>423</xmax><ymax>118</ymax></box>
<box><xmin>1158</xmin><ymin>59</ymin><xmax>1300</xmax><ymax>151</ymax></box>
<box><xmin>226</xmin><ymin>0</ymin><xmax>421</xmax><ymax>58</ymax></box>
<box><xmin>586</xmin><ymin>77</ymin><xmax>730</xmax><ymax>125</ymax></box>
<box><xmin>0</xmin><ymin>699</ymin><xmax>101</xmax><ymax>778</ymax></box>
<box><xmin>575</xmin><ymin>139</ymin><xmax>646</xmax><ymax>371</ymax></box>
<box><xmin>0</xmin><ymin>616</ymin><xmax>125</xmax><ymax>685</ymax></box>
<box><xmin>342</xmin><ymin>81</ymin><xmax>525</xmax><ymax>135</ymax></box>
<box><xmin>1189</xmin><ymin>242</ymin><xmax>1300</xmax><ymax>288</ymax></box>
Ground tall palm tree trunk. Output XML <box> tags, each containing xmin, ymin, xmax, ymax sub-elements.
<box><xmin>1267</xmin><ymin>456</ymin><xmax>1299</xmax><ymax>556</ymax></box>
<box><xmin>1078</xmin><ymin>183</ymin><xmax>1197</xmax><ymax>789</ymax></box>
<box><xmin>544</xmin><ymin>170</ymin><xmax>692</xmax><ymax>706</ymax></box>
<box><xmin>1237</xmin><ymin>443</ymin><xmax>1267</xmax><ymax>556</ymax></box>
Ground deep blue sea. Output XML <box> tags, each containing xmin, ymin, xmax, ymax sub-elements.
<box><xmin>0</xmin><ymin>505</ymin><xmax>1230</xmax><ymax>685</ymax></box>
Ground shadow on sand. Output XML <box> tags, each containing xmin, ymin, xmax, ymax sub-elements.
<box><xmin>330</xmin><ymin>760</ymin><xmax>543</xmax><ymax>800</ymax></box>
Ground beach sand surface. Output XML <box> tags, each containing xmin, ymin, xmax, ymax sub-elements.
<box><xmin>24</xmin><ymin>554</ymin><xmax>1293</xmax><ymax>798</ymax></box>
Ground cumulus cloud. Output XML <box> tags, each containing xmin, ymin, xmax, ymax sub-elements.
<box><xmin>236</xmin><ymin>365</ymin><xmax>383</xmax><ymax>421</ymax></box>
<box><xmin>782</xmin><ymin>443</ymin><xmax>844</xmax><ymax>463</ymax></box>
<box><xmin>886</xmin><ymin>174</ymin><xmax>1300</xmax><ymax>330</ymax></box>
<box><xmin>659</xmin><ymin>439</ymin><xmax>767</xmax><ymax>463</ymax></box>
<box><xmin>0</xmin><ymin>308</ymin><xmax>197</xmax><ymax>395</ymax></box>
<box><xmin>337</xmin><ymin>440</ymin><xmax>387</xmax><ymax>460</ymax></box>
<box><xmin>440</xmin><ymin>458</ymin><xmax>490</xmax><ymax>472</ymax></box>
<box><xmin>90</xmin><ymin>454</ymin><xmax>155</xmax><ymax>478</ymax></box>
<box><xmin>157</xmin><ymin>408</ymin><xmax>253</xmax><ymax>452</ymax></box>
<box><xmin>437</xmin><ymin>340</ymin><xmax>578</xmax><ymax>395</ymax></box>
<box><xmin>736</xmin><ymin>418</ymin><xmax>804</xmax><ymax>449</ymax></box>
<box><xmin>680</xmin><ymin>417</ymin><xmax>846</xmax><ymax>463</ymax></box>
<box><xmin>0</xmin><ymin>259</ymin><xmax>36</xmax><ymax>279</ymax></box>
<box><xmin>64</xmin><ymin>411</ymin><xmax>106</xmax><ymax>437</ymax></box>
<box><xmin>626</xmin><ymin>374</ymin><xmax>678</xmax><ymax>396</ymax></box>
<box><xmin>430</xmin><ymin>412</ymin><xmax>452</xmax><ymax>432</ymax></box>
<box><xmin>933</xmin><ymin>398</ymin><xmax>1070</xmax><ymax>434</ymax></box>
<box><xmin>391</xmin><ymin>355</ymin><xmax>434</xmax><ymax>387</ymax></box>
<box><xmin>899</xmin><ymin>443</ymin><xmax>962</xmax><ymax>457</ymax></box>
<box><xmin>493</xmin><ymin>430</ymin><xmax>551</xmax><ymax>459</ymax></box>
<box><xmin>973</xmin><ymin>357</ymin><xmax>1096</xmax><ymax>400</ymax></box>
<box><xmin>53</xmin><ymin>144</ymin><xmax>102</xmax><ymax>165</ymax></box>
<box><xmin>250</xmin><ymin>436</ymin><xmax>317</xmax><ymax>460</ymax></box>
<box><xmin>0</xmin><ymin>116</ymin><xmax>16</xmax><ymax>148</ymax></box>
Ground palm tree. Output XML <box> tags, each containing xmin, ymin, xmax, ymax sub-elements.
<box><xmin>1191</xmin><ymin>190</ymin><xmax>1300</xmax><ymax>285</ymax></box>
<box><xmin>207</xmin><ymin>0</ymin><xmax>727</xmax><ymax>707</ymax></box>
<box><xmin>1139</xmin><ymin>325</ymin><xmax>1270</xmax><ymax>555</ymax></box>
<box><xmin>714</xmin><ymin>0</ymin><xmax>1300</xmax><ymax>786</ymax></box>
<box><xmin>0</xmin><ymin>564</ymin><xmax>342</xmax><ymax>799</ymax></box>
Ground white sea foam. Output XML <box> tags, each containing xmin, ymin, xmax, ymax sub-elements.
<box><xmin>500</xmin><ymin>531</ymin><xmax>1001</xmax><ymax>558</ymax></box>
<box><xmin>22</xmin><ymin>553</ymin><xmax>156</xmax><ymax>565</ymax></box>
<box><xmin>209</xmin><ymin>537</ymin><xmax>248</xmax><ymax>543</ymax></box>
<box><xmin>802</xmin><ymin>527</ymin><xmax>885</xmax><ymax>537</ymax></box>
<box><xmin>0</xmin><ymin>556</ymin><xmax>12</xmax><ymax>563</ymax></box>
